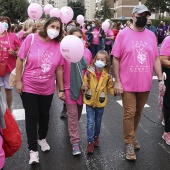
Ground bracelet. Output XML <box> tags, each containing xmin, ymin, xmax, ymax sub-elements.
<box><xmin>59</xmin><ymin>90</ymin><xmax>65</xmax><ymax>92</ymax></box>
<box><xmin>158</xmin><ymin>80</ymin><xmax>162</xmax><ymax>83</ymax></box>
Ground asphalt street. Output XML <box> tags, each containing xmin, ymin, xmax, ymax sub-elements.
<box><xmin>2</xmin><ymin>77</ymin><xmax>170</xmax><ymax>170</ymax></box>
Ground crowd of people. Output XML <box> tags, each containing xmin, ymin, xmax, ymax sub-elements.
<box><xmin>0</xmin><ymin>3</ymin><xmax>168</xmax><ymax>168</ymax></box>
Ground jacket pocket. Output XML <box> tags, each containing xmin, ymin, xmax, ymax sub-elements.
<box><xmin>99</xmin><ymin>91</ymin><xmax>105</xmax><ymax>103</ymax></box>
<box><xmin>85</xmin><ymin>89</ymin><xmax>92</xmax><ymax>100</ymax></box>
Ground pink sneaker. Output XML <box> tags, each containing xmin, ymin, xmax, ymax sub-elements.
<box><xmin>162</xmin><ymin>132</ymin><xmax>170</xmax><ymax>145</ymax></box>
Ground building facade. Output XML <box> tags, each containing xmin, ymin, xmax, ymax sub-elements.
<box><xmin>85</xmin><ymin>0</ymin><xmax>96</xmax><ymax>21</ymax></box>
<box><xmin>112</xmin><ymin>0</ymin><xmax>158</xmax><ymax>19</ymax></box>
<box><xmin>29</xmin><ymin>0</ymin><xmax>67</xmax><ymax>8</ymax></box>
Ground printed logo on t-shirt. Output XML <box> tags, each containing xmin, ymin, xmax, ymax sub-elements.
<box><xmin>38</xmin><ymin>49</ymin><xmax>52</xmax><ymax>73</ymax></box>
<box><xmin>130</xmin><ymin>40</ymin><xmax>149</xmax><ymax>73</ymax></box>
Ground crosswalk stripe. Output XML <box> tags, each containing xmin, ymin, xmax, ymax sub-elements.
<box><xmin>12</xmin><ymin>109</ymin><xmax>25</xmax><ymax>121</ymax></box>
<box><xmin>117</xmin><ymin>100</ymin><xmax>150</xmax><ymax>108</ymax></box>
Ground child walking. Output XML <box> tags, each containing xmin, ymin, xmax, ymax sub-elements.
<box><xmin>82</xmin><ymin>50</ymin><xmax>114</xmax><ymax>154</ymax></box>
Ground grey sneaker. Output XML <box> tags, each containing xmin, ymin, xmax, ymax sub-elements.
<box><xmin>72</xmin><ymin>143</ymin><xmax>81</xmax><ymax>155</ymax></box>
<box><xmin>60</xmin><ymin>104</ymin><xmax>67</xmax><ymax>118</ymax></box>
<box><xmin>126</xmin><ymin>144</ymin><xmax>136</xmax><ymax>160</ymax></box>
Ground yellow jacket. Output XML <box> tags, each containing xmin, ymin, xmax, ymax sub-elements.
<box><xmin>83</xmin><ymin>66</ymin><xmax>114</xmax><ymax>108</ymax></box>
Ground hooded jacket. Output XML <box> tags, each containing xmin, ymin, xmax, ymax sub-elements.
<box><xmin>83</xmin><ymin>66</ymin><xmax>114</xmax><ymax>108</ymax></box>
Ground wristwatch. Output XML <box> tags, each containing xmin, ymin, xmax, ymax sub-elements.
<box><xmin>59</xmin><ymin>90</ymin><xmax>65</xmax><ymax>92</ymax></box>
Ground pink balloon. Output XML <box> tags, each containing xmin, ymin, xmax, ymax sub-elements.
<box><xmin>44</xmin><ymin>4</ymin><xmax>53</xmax><ymax>15</ymax></box>
<box><xmin>60</xmin><ymin>35</ymin><xmax>84</xmax><ymax>63</ymax></box>
<box><xmin>76</xmin><ymin>15</ymin><xmax>84</xmax><ymax>25</ymax></box>
<box><xmin>0</xmin><ymin>23</ymin><xmax>5</xmax><ymax>34</ymax></box>
<box><xmin>27</xmin><ymin>3</ymin><xmax>43</xmax><ymax>20</ymax></box>
<box><xmin>50</xmin><ymin>8</ymin><xmax>60</xmax><ymax>18</ymax></box>
<box><xmin>60</xmin><ymin>6</ymin><xmax>74</xmax><ymax>24</ymax></box>
<box><xmin>102</xmin><ymin>21</ymin><xmax>110</xmax><ymax>31</ymax></box>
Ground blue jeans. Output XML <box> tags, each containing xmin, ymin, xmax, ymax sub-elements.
<box><xmin>90</xmin><ymin>44</ymin><xmax>100</xmax><ymax>58</ymax></box>
<box><xmin>86</xmin><ymin>105</ymin><xmax>104</xmax><ymax>142</ymax></box>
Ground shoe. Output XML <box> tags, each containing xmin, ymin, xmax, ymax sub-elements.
<box><xmin>134</xmin><ymin>138</ymin><xmax>140</xmax><ymax>150</ymax></box>
<box><xmin>60</xmin><ymin>105</ymin><xmax>67</xmax><ymax>118</ymax></box>
<box><xmin>162</xmin><ymin>132</ymin><xmax>170</xmax><ymax>145</ymax></box>
<box><xmin>87</xmin><ymin>142</ymin><xmax>94</xmax><ymax>154</ymax></box>
<box><xmin>72</xmin><ymin>143</ymin><xmax>81</xmax><ymax>155</ymax></box>
<box><xmin>94</xmin><ymin>136</ymin><xmax>100</xmax><ymax>147</ymax></box>
<box><xmin>126</xmin><ymin>144</ymin><xmax>136</xmax><ymax>160</ymax></box>
<box><xmin>29</xmin><ymin>150</ymin><xmax>39</xmax><ymax>164</ymax></box>
<box><xmin>38</xmin><ymin>139</ymin><xmax>50</xmax><ymax>152</ymax></box>
<box><xmin>162</xmin><ymin>119</ymin><xmax>165</xmax><ymax>126</ymax></box>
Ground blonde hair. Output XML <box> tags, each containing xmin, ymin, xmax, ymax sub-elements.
<box><xmin>92</xmin><ymin>50</ymin><xmax>110</xmax><ymax>72</ymax></box>
<box><xmin>23</xmin><ymin>19</ymin><xmax>34</xmax><ymax>31</ymax></box>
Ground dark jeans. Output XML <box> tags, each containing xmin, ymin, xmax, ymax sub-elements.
<box><xmin>90</xmin><ymin>44</ymin><xmax>100</xmax><ymax>58</ymax></box>
<box><xmin>21</xmin><ymin>92</ymin><xmax>53</xmax><ymax>151</ymax></box>
<box><xmin>86</xmin><ymin>105</ymin><xmax>104</xmax><ymax>142</ymax></box>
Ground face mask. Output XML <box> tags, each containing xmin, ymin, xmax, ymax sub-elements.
<box><xmin>87</xmin><ymin>26</ymin><xmax>90</xmax><ymax>30</ymax></box>
<box><xmin>135</xmin><ymin>16</ymin><xmax>147</xmax><ymax>28</ymax></box>
<box><xmin>3</xmin><ymin>22</ymin><xmax>8</xmax><ymax>30</ymax></box>
<box><xmin>47</xmin><ymin>29</ymin><xmax>59</xmax><ymax>39</ymax></box>
<box><xmin>94</xmin><ymin>60</ymin><xmax>105</xmax><ymax>68</ymax></box>
<box><xmin>147</xmin><ymin>24</ymin><xmax>151</xmax><ymax>27</ymax></box>
<box><xmin>92</xmin><ymin>24</ymin><xmax>95</xmax><ymax>27</ymax></box>
<box><xmin>67</xmin><ymin>25</ymin><xmax>76</xmax><ymax>32</ymax></box>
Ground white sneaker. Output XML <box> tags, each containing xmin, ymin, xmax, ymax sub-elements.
<box><xmin>29</xmin><ymin>150</ymin><xmax>39</xmax><ymax>164</ymax></box>
<box><xmin>38</xmin><ymin>139</ymin><xmax>50</xmax><ymax>152</ymax></box>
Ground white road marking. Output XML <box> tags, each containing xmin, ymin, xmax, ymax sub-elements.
<box><xmin>82</xmin><ymin>104</ymin><xmax>86</xmax><ymax>114</ymax></box>
<box><xmin>12</xmin><ymin>109</ymin><xmax>25</xmax><ymax>120</ymax></box>
<box><xmin>117</xmin><ymin>100</ymin><xmax>150</xmax><ymax>108</ymax></box>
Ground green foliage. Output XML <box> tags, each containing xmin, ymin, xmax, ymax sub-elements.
<box><xmin>0</xmin><ymin>0</ymin><xmax>29</xmax><ymax>23</ymax></box>
<box><xmin>68</xmin><ymin>1</ymin><xmax>86</xmax><ymax>20</ymax></box>
<box><xmin>95</xmin><ymin>0</ymin><xmax>112</xmax><ymax>20</ymax></box>
<box><xmin>145</xmin><ymin>0</ymin><xmax>170</xmax><ymax>13</ymax></box>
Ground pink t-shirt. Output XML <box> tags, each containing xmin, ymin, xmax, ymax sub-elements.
<box><xmin>105</xmin><ymin>29</ymin><xmax>114</xmax><ymax>45</ymax></box>
<box><xmin>0</xmin><ymin>128</ymin><xmax>5</xmax><ymax>169</ymax></box>
<box><xmin>18</xmin><ymin>33</ymin><xmax>64</xmax><ymax>95</ymax></box>
<box><xmin>111</xmin><ymin>27</ymin><xmax>158</xmax><ymax>92</ymax></box>
<box><xmin>18</xmin><ymin>30</ymin><xmax>26</xmax><ymax>43</ymax></box>
<box><xmin>0</xmin><ymin>32</ymin><xmax>21</xmax><ymax>73</ymax></box>
<box><xmin>92</xmin><ymin>28</ymin><xmax>100</xmax><ymax>45</ymax></box>
<box><xmin>160</xmin><ymin>36</ymin><xmax>170</xmax><ymax>57</ymax></box>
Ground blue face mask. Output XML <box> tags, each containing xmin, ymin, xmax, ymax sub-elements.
<box><xmin>94</xmin><ymin>60</ymin><xmax>105</xmax><ymax>68</ymax></box>
<box><xmin>3</xmin><ymin>22</ymin><xmax>8</xmax><ymax>30</ymax></box>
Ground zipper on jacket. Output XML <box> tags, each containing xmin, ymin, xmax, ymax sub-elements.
<box><xmin>95</xmin><ymin>84</ymin><xmax>98</xmax><ymax>92</ymax></box>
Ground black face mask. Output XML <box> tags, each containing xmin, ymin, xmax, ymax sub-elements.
<box><xmin>147</xmin><ymin>24</ymin><xmax>151</xmax><ymax>27</ymax></box>
<box><xmin>135</xmin><ymin>16</ymin><xmax>147</xmax><ymax>28</ymax></box>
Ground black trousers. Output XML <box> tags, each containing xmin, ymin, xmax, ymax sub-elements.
<box><xmin>162</xmin><ymin>66</ymin><xmax>170</xmax><ymax>132</ymax></box>
<box><xmin>21</xmin><ymin>92</ymin><xmax>53</xmax><ymax>151</ymax></box>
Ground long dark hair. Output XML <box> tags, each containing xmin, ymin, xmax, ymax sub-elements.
<box><xmin>39</xmin><ymin>17</ymin><xmax>63</xmax><ymax>42</ymax></box>
<box><xmin>0</xmin><ymin>16</ymin><xmax>11</xmax><ymax>32</ymax></box>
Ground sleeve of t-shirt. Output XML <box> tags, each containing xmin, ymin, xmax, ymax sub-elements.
<box><xmin>111</xmin><ymin>31</ymin><xmax>123</xmax><ymax>58</ymax></box>
<box><xmin>152</xmin><ymin>33</ymin><xmax>159</xmax><ymax>58</ymax></box>
<box><xmin>18</xmin><ymin>34</ymin><xmax>33</xmax><ymax>60</ymax></box>
<box><xmin>18</xmin><ymin>30</ymin><xmax>25</xmax><ymax>41</ymax></box>
<box><xmin>13</xmin><ymin>34</ymin><xmax>21</xmax><ymax>47</ymax></box>
<box><xmin>160</xmin><ymin>37</ymin><xmax>170</xmax><ymax>56</ymax></box>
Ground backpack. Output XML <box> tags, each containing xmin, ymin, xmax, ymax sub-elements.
<box><xmin>0</xmin><ymin>109</ymin><xmax>21</xmax><ymax>158</ymax></box>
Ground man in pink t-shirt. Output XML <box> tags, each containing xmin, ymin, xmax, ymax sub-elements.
<box><xmin>111</xmin><ymin>4</ymin><xmax>165</xmax><ymax>160</ymax></box>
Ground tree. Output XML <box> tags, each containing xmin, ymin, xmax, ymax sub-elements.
<box><xmin>145</xmin><ymin>0</ymin><xmax>170</xmax><ymax>14</ymax></box>
<box><xmin>94</xmin><ymin>0</ymin><xmax>112</xmax><ymax>20</ymax></box>
<box><xmin>68</xmin><ymin>1</ymin><xmax>86</xmax><ymax>20</ymax></box>
<box><xmin>0</xmin><ymin>0</ymin><xmax>29</xmax><ymax>23</ymax></box>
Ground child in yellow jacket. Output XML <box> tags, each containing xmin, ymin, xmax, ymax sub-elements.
<box><xmin>82</xmin><ymin>50</ymin><xmax>114</xmax><ymax>154</ymax></box>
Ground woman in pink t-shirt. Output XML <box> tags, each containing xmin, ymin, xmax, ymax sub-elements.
<box><xmin>16</xmin><ymin>17</ymin><xmax>65</xmax><ymax>165</ymax></box>
<box><xmin>0</xmin><ymin>16</ymin><xmax>21</xmax><ymax>113</ymax></box>
<box><xmin>86</xmin><ymin>20</ymin><xmax>105</xmax><ymax>58</ymax></box>
<box><xmin>63</xmin><ymin>28</ymin><xmax>91</xmax><ymax>156</ymax></box>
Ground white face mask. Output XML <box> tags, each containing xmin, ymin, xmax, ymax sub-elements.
<box><xmin>47</xmin><ymin>29</ymin><xmax>59</xmax><ymax>39</ymax></box>
<box><xmin>87</xmin><ymin>26</ymin><xmax>91</xmax><ymax>30</ymax></box>
<box><xmin>94</xmin><ymin>60</ymin><xmax>105</xmax><ymax>68</ymax></box>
